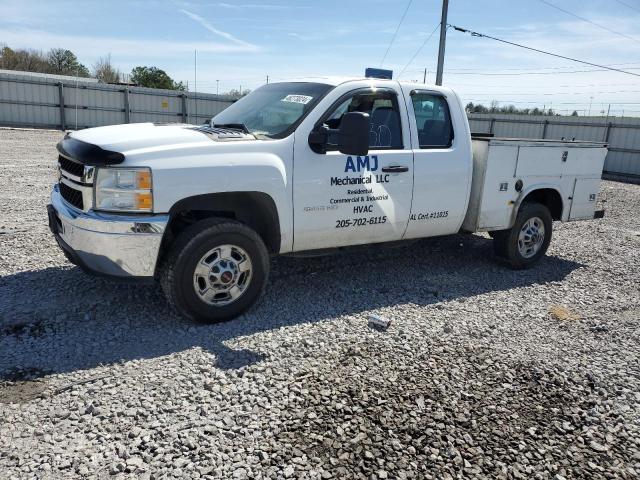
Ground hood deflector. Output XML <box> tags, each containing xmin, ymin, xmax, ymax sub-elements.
<box><xmin>57</xmin><ymin>135</ymin><xmax>125</xmax><ymax>166</ymax></box>
<box><xmin>192</xmin><ymin>125</ymin><xmax>257</xmax><ymax>141</ymax></box>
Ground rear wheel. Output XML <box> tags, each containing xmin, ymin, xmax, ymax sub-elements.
<box><xmin>492</xmin><ymin>202</ymin><xmax>553</xmax><ymax>269</ymax></box>
<box><xmin>159</xmin><ymin>218</ymin><xmax>269</xmax><ymax>322</ymax></box>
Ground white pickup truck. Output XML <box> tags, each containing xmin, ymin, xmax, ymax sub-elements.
<box><xmin>48</xmin><ymin>72</ymin><xmax>607</xmax><ymax>322</ymax></box>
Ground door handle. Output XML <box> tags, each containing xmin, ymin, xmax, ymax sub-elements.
<box><xmin>381</xmin><ymin>165</ymin><xmax>409</xmax><ymax>173</ymax></box>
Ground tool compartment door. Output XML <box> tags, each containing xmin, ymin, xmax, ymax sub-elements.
<box><xmin>515</xmin><ymin>146</ymin><xmax>565</xmax><ymax>177</ymax></box>
<box><xmin>569</xmin><ymin>177</ymin><xmax>601</xmax><ymax>220</ymax></box>
<box><xmin>563</xmin><ymin>146</ymin><xmax>607</xmax><ymax>176</ymax></box>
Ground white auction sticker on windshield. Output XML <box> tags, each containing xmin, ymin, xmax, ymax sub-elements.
<box><xmin>281</xmin><ymin>94</ymin><xmax>313</xmax><ymax>105</ymax></box>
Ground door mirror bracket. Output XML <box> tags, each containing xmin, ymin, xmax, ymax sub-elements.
<box><xmin>308</xmin><ymin>126</ymin><xmax>329</xmax><ymax>154</ymax></box>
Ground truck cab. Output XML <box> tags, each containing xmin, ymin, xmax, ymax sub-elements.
<box><xmin>48</xmin><ymin>73</ymin><xmax>606</xmax><ymax>322</ymax></box>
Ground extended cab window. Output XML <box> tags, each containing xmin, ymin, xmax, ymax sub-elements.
<box><xmin>323</xmin><ymin>90</ymin><xmax>403</xmax><ymax>150</ymax></box>
<box><xmin>411</xmin><ymin>92</ymin><xmax>454</xmax><ymax>148</ymax></box>
<box><xmin>211</xmin><ymin>82</ymin><xmax>333</xmax><ymax>138</ymax></box>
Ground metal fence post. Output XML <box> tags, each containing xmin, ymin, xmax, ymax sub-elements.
<box><xmin>604</xmin><ymin>122</ymin><xmax>612</xmax><ymax>143</ymax></box>
<box><xmin>123</xmin><ymin>88</ymin><xmax>131</xmax><ymax>123</ymax></box>
<box><xmin>58</xmin><ymin>82</ymin><xmax>66</xmax><ymax>131</ymax></box>
<box><xmin>542</xmin><ymin>119</ymin><xmax>549</xmax><ymax>139</ymax></box>
<box><xmin>489</xmin><ymin>118</ymin><xmax>495</xmax><ymax>134</ymax></box>
<box><xmin>181</xmin><ymin>93</ymin><xmax>188</xmax><ymax>123</ymax></box>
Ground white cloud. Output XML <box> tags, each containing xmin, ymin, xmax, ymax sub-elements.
<box><xmin>216</xmin><ymin>2</ymin><xmax>289</xmax><ymax>10</ymax></box>
<box><xmin>0</xmin><ymin>27</ymin><xmax>260</xmax><ymax>59</ymax></box>
<box><xmin>179</xmin><ymin>9</ymin><xmax>257</xmax><ymax>49</ymax></box>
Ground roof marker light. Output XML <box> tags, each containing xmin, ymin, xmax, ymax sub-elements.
<box><xmin>365</xmin><ymin>68</ymin><xmax>393</xmax><ymax>79</ymax></box>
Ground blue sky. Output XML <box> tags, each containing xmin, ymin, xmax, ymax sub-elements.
<box><xmin>2</xmin><ymin>0</ymin><xmax>640</xmax><ymax>115</ymax></box>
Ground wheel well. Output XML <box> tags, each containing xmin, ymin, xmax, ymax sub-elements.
<box><xmin>521</xmin><ymin>188</ymin><xmax>563</xmax><ymax>220</ymax></box>
<box><xmin>157</xmin><ymin>192</ymin><xmax>281</xmax><ymax>269</ymax></box>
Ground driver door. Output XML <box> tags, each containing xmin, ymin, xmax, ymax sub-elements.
<box><xmin>292</xmin><ymin>85</ymin><xmax>414</xmax><ymax>251</ymax></box>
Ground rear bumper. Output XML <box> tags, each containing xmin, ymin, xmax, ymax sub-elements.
<box><xmin>48</xmin><ymin>185</ymin><xmax>168</xmax><ymax>278</ymax></box>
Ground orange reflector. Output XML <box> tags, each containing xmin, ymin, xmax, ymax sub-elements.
<box><xmin>136</xmin><ymin>170</ymin><xmax>152</xmax><ymax>190</ymax></box>
<box><xmin>136</xmin><ymin>192</ymin><xmax>153</xmax><ymax>210</ymax></box>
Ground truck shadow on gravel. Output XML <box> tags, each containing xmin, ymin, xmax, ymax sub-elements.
<box><xmin>0</xmin><ymin>234</ymin><xmax>583</xmax><ymax>381</ymax></box>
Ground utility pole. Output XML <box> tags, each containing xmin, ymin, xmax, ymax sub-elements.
<box><xmin>588</xmin><ymin>96</ymin><xmax>593</xmax><ymax>116</ymax></box>
<box><xmin>216</xmin><ymin>80</ymin><xmax>219</xmax><ymax>95</ymax></box>
<box><xmin>266</xmin><ymin>75</ymin><xmax>269</xmax><ymax>84</ymax></box>
<box><xmin>423</xmin><ymin>68</ymin><xmax>427</xmax><ymax>83</ymax></box>
<box><xmin>194</xmin><ymin>50</ymin><xmax>198</xmax><ymax>124</ymax></box>
<box><xmin>435</xmin><ymin>0</ymin><xmax>449</xmax><ymax>86</ymax></box>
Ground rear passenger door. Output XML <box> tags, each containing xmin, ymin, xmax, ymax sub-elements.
<box><xmin>403</xmin><ymin>89</ymin><xmax>472</xmax><ymax>239</ymax></box>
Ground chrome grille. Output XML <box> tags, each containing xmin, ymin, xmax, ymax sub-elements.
<box><xmin>58</xmin><ymin>156</ymin><xmax>85</xmax><ymax>178</ymax></box>
<box><xmin>59</xmin><ymin>182</ymin><xmax>84</xmax><ymax>210</ymax></box>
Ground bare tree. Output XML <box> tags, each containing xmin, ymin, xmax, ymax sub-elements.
<box><xmin>93</xmin><ymin>54</ymin><xmax>120</xmax><ymax>84</ymax></box>
<box><xmin>0</xmin><ymin>45</ymin><xmax>49</xmax><ymax>72</ymax></box>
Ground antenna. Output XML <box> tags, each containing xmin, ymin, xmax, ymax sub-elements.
<box><xmin>194</xmin><ymin>50</ymin><xmax>198</xmax><ymax>125</ymax></box>
<box><xmin>75</xmin><ymin>66</ymin><xmax>79</xmax><ymax>130</ymax></box>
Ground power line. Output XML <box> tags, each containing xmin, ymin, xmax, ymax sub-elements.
<box><xmin>380</xmin><ymin>0</ymin><xmax>413</xmax><ymax>66</ymax></box>
<box><xmin>450</xmin><ymin>25</ymin><xmax>640</xmax><ymax>78</ymax></box>
<box><xmin>614</xmin><ymin>0</ymin><xmax>640</xmax><ymax>14</ymax></box>
<box><xmin>405</xmin><ymin>61</ymin><xmax>640</xmax><ymax>74</ymax></box>
<box><xmin>464</xmin><ymin>98</ymin><xmax>640</xmax><ymax>105</ymax></box>
<box><xmin>447</xmin><ymin>61</ymin><xmax>640</xmax><ymax>72</ymax></box>
<box><xmin>450</xmin><ymin>81</ymin><xmax>640</xmax><ymax>88</ymax></box>
<box><xmin>460</xmin><ymin>89</ymin><xmax>640</xmax><ymax>96</ymax></box>
<box><xmin>539</xmin><ymin>0</ymin><xmax>640</xmax><ymax>45</ymax></box>
<box><xmin>446</xmin><ymin>67</ymin><xmax>640</xmax><ymax>76</ymax></box>
<box><xmin>398</xmin><ymin>23</ymin><xmax>440</xmax><ymax>77</ymax></box>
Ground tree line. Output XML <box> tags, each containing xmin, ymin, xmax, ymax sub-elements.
<box><xmin>0</xmin><ymin>44</ymin><xmax>185</xmax><ymax>91</ymax></box>
<box><xmin>466</xmin><ymin>101</ymin><xmax>579</xmax><ymax>117</ymax></box>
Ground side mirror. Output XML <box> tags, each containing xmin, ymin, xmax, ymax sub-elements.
<box><xmin>338</xmin><ymin>112</ymin><xmax>370</xmax><ymax>156</ymax></box>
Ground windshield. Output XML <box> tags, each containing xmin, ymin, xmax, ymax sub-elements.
<box><xmin>212</xmin><ymin>82</ymin><xmax>333</xmax><ymax>138</ymax></box>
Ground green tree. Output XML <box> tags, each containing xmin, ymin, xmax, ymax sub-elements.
<box><xmin>130</xmin><ymin>66</ymin><xmax>185</xmax><ymax>90</ymax></box>
<box><xmin>46</xmin><ymin>48</ymin><xmax>90</xmax><ymax>77</ymax></box>
<box><xmin>571</xmin><ymin>110</ymin><xmax>579</xmax><ymax>116</ymax></box>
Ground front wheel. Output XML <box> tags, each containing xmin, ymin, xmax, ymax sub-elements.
<box><xmin>159</xmin><ymin>219</ymin><xmax>269</xmax><ymax>323</ymax></box>
<box><xmin>492</xmin><ymin>202</ymin><xmax>553</xmax><ymax>269</ymax></box>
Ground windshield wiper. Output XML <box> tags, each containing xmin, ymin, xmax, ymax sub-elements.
<box><xmin>212</xmin><ymin>123</ymin><xmax>250</xmax><ymax>134</ymax></box>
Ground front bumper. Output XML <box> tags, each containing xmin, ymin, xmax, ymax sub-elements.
<box><xmin>48</xmin><ymin>185</ymin><xmax>168</xmax><ymax>278</ymax></box>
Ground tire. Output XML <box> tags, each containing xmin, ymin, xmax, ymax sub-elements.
<box><xmin>497</xmin><ymin>202</ymin><xmax>553</xmax><ymax>269</ymax></box>
<box><xmin>159</xmin><ymin>218</ymin><xmax>270</xmax><ymax>323</ymax></box>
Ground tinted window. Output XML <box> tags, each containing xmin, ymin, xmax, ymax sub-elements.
<box><xmin>411</xmin><ymin>93</ymin><xmax>454</xmax><ymax>148</ymax></box>
<box><xmin>212</xmin><ymin>82</ymin><xmax>333</xmax><ymax>138</ymax></box>
<box><xmin>323</xmin><ymin>90</ymin><xmax>403</xmax><ymax>150</ymax></box>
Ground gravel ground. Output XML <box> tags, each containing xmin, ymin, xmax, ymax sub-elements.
<box><xmin>0</xmin><ymin>127</ymin><xmax>639</xmax><ymax>479</ymax></box>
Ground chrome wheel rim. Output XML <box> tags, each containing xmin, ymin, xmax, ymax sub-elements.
<box><xmin>193</xmin><ymin>244</ymin><xmax>252</xmax><ymax>306</ymax></box>
<box><xmin>518</xmin><ymin>217</ymin><xmax>545</xmax><ymax>259</ymax></box>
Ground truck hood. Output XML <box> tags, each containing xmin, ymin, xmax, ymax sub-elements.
<box><xmin>61</xmin><ymin>123</ymin><xmax>256</xmax><ymax>166</ymax></box>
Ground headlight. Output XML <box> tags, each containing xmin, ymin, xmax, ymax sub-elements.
<box><xmin>94</xmin><ymin>167</ymin><xmax>153</xmax><ymax>212</ymax></box>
